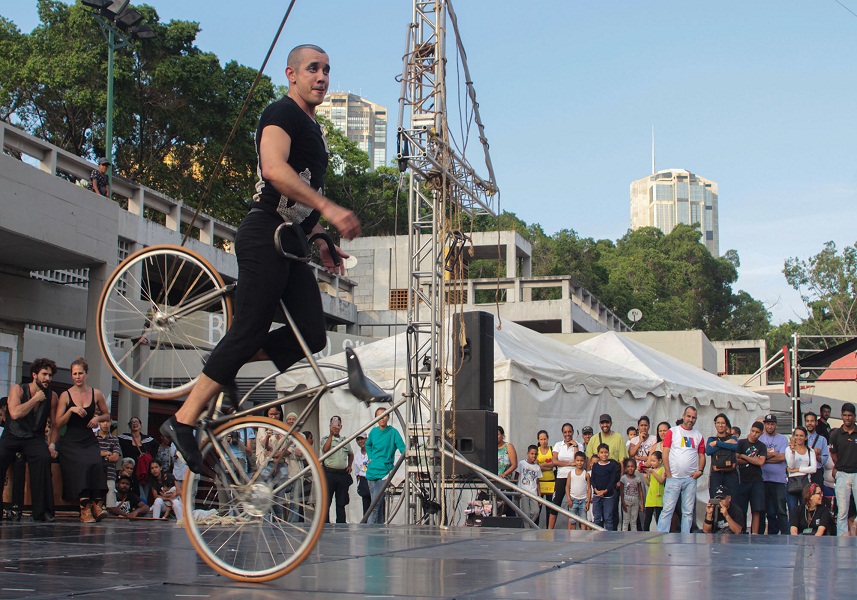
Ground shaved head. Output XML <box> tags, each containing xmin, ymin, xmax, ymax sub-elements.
<box><xmin>288</xmin><ymin>44</ymin><xmax>327</xmax><ymax>70</ymax></box>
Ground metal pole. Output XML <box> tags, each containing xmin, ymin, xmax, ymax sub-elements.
<box><xmin>792</xmin><ymin>332</ymin><xmax>801</xmax><ymax>430</ymax></box>
<box><xmin>105</xmin><ymin>27</ymin><xmax>115</xmax><ymax>194</ymax></box>
<box><xmin>443</xmin><ymin>440</ymin><xmax>603</xmax><ymax>530</ymax></box>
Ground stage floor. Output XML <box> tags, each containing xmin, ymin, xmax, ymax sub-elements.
<box><xmin>0</xmin><ymin>518</ymin><xmax>854</xmax><ymax>599</ymax></box>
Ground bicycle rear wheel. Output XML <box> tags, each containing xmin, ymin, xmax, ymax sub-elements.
<box><xmin>96</xmin><ymin>245</ymin><xmax>232</xmax><ymax>399</ymax></box>
<box><xmin>182</xmin><ymin>417</ymin><xmax>327</xmax><ymax>582</ymax></box>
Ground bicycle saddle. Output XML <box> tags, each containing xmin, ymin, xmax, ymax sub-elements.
<box><xmin>345</xmin><ymin>348</ymin><xmax>391</xmax><ymax>406</ymax></box>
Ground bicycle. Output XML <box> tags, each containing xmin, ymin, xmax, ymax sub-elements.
<box><xmin>96</xmin><ymin>223</ymin><xmax>395</xmax><ymax>582</ymax></box>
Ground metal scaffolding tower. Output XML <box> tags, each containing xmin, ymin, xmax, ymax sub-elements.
<box><xmin>396</xmin><ymin>0</ymin><xmax>499</xmax><ymax>525</ymax></box>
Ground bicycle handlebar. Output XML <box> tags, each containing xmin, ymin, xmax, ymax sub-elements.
<box><xmin>307</xmin><ymin>232</ymin><xmax>341</xmax><ymax>267</ymax></box>
<box><xmin>274</xmin><ymin>222</ymin><xmax>340</xmax><ymax>267</ymax></box>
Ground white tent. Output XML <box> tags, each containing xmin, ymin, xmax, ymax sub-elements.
<box><xmin>280</xmin><ymin>317</ymin><xmax>670</xmax><ymax>454</ymax></box>
<box><xmin>574</xmin><ymin>331</ymin><xmax>771</xmax><ymax>508</ymax></box>
<box><xmin>573</xmin><ymin>331</ymin><xmax>770</xmax><ymax>429</ymax></box>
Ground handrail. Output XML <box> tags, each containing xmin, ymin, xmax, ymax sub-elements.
<box><xmin>1</xmin><ymin>120</ymin><xmax>236</xmax><ymax>248</ymax></box>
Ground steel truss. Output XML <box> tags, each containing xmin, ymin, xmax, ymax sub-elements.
<box><xmin>396</xmin><ymin>0</ymin><xmax>499</xmax><ymax>525</ymax></box>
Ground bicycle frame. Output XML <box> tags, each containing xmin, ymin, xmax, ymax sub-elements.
<box><xmin>195</xmin><ymin>296</ymin><xmax>403</xmax><ymax>503</ymax></box>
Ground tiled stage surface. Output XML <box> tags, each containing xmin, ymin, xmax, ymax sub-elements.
<box><xmin>0</xmin><ymin>518</ymin><xmax>854</xmax><ymax>599</ymax></box>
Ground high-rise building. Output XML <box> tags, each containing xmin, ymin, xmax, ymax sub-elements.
<box><xmin>630</xmin><ymin>168</ymin><xmax>719</xmax><ymax>256</ymax></box>
<box><xmin>316</xmin><ymin>92</ymin><xmax>387</xmax><ymax>170</ymax></box>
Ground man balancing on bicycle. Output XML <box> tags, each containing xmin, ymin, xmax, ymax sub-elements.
<box><xmin>161</xmin><ymin>44</ymin><xmax>361</xmax><ymax>474</ymax></box>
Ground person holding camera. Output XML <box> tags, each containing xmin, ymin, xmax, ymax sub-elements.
<box><xmin>703</xmin><ymin>486</ymin><xmax>745</xmax><ymax>534</ymax></box>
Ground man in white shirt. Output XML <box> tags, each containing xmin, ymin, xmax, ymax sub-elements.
<box><xmin>657</xmin><ymin>406</ymin><xmax>705</xmax><ymax>533</ymax></box>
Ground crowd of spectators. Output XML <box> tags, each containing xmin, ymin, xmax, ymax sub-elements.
<box><xmin>505</xmin><ymin>403</ymin><xmax>857</xmax><ymax>535</ymax></box>
<box><xmin>4</xmin><ymin>358</ymin><xmax>857</xmax><ymax>535</ymax></box>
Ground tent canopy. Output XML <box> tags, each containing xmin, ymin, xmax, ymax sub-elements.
<box><xmin>574</xmin><ymin>331</ymin><xmax>769</xmax><ymax>412</ymax></box>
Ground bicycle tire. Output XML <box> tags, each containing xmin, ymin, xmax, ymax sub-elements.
<box><xmin>182</xmin><ymin>417</ymin><xmax>327</xmax><ymax>582</ymax></box>
<box><xmin>96</xmin><ymin>244</ymin><xmax>232</xmax><ymax>399</ymax></box>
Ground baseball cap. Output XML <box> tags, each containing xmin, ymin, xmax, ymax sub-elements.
<box><xmin>763</xmin><ymin>414</ymin><xmax>777</xmax><ymax>423</ymax></box>
<box><xmin>582</xmin><ymin>426</ymin><xmax>594</xmax><ymax>435</ymax></box>
<box><xmin>843</xmin><ymin>403</ymin><xmax>856</xmax><ymax>415</ymax></box>
<box><xmin>712</xmin><ymin>485</ymin><xmax>729</xmax><ymax>499</ymax></box>
<box><xmin>356</xmin><ymin>433</ymin><xmax>367</xmax><ymax>440</ymax></box>
<box><xmin>98</xmin><ymin>157</ymin><xmax>111</xmax><ymax>166</ymax></box>
<box><xmin>599</xmin><ymin>414</ymin><xmax>612</xmax><ymax>424</ymax></box>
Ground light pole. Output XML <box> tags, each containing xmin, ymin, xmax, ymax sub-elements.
<box><xmin>82</xmin><ymin>1</ymin><xmax>156</xmax><ymax>192</ymax></box>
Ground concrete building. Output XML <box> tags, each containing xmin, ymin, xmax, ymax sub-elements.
<box><xmin>316</xmin><ymin>92</ymin><xmax>387</xmax><ymax>170</ymax></box>
<box><xmin>341</xmin><ymin>231</ymin><xmax>629</xmax><ymax>338</ymax></box>
<box><xmin>630</xmin><ymin>168</ymin><xmax>719</xmax><ymax>256</ymax></box>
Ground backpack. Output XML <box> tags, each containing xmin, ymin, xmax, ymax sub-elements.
<box><xmin>136</xmin><ymin>452</ymin><xmax>153</xmax><ymax>485</ymax></box>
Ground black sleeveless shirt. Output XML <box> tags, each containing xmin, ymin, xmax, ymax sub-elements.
<box><xmin>6</xmin><ymin>384</ymin><xmax>50</xmax><ymax>439</ymax></box>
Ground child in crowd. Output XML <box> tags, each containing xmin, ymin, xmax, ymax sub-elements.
<box><xmin>620</xmin><ymin>458</ymin><xmax>644</xmax><ymax>531</ymax></box>
<box><xmin>626</xmin><ymin>426</ymin><xmax>637</xmax><ymax>451</ymax></box>
<box><xmin>643</xmin><ymin>450</ymin><xmax>666</xmax><ymax>531</ymax></box>
<box><xmin>150</xmin><ymin>460</ymin><xmax>183</xmax><ymax>521</ymax></box>
<box><xmin>566</xmin><ymin>451</ymin><xmax>591</xmax><ymax>530</ymax></box>
<box><xmin>515</xmin><ymin>445</ymin><xmax>543</xmax><ymax>522</ymax></box>
<box><xmin>590</xmin><ymin>444</ymin><xmax>621</xmax><ymax>530</ymax></box>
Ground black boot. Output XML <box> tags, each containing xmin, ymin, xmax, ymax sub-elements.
<box><xmin>160</xmin><ymin>417</ymin><xmax>204</xmax><ymax>474</ymax></box>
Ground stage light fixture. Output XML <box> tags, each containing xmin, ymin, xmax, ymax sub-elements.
<box><xmin>115</xmin><ymin>8</ymin><xmax>144</xmax><ymax>31</ymax></box>
<box><xmin>129</xmin><ymin>24</ymin><xmax>156</xmax><ymax>40</ymax></box>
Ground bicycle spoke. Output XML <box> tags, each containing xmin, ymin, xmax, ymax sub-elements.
<box><xmin>183</xmin><ymin>418</ymin><xmax>325</xmax><ymax>580</ymax></box>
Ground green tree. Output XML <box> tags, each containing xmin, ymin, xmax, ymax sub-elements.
<box><xmin>2</xmin><ymin>1</ymin><xmax>275</xmax><ymax>224</ymax></box>
<box><xmin>783</xmin><ymin>241</ymin><xmax>857</xmax><ymax>336</ymax></box>
<box><xmin>597</xmin><ymin>225</ymin><xmax>762</xmax><ymax>339</ymax></box>
<box><xmin>0</xmin><ymin>17</ymin><xmax>29</xmax><ymax>122</ymax></box>
<box><xmin>319</xmin><ymin>115</ymin><xmax>408</xmax><ymax>238</ymax></box>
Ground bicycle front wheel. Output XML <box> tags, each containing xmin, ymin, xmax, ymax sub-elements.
<box><xmin>182</xmin><ymin>417</ymin><xmax>327</xmax><ymax>582</ymax></box>
<box><xmin>96</xmin><ymin>245</ymin><xmax>232</xmax><ymax>399</ymax></box>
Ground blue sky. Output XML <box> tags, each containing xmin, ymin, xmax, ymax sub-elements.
<box><xmin>6</xmin><ymin>1</ymin><xmax>857</xmax><ymax>326</ymax></box>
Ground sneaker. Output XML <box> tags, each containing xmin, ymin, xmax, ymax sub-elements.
<box><xmin>160</xmin><ymin>416</ymin><xmax>204</xmax><ymax>474</ymax></box>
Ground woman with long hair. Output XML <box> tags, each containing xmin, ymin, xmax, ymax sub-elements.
<box><xmin>536</xmin><ymin>429</ymin><xmax>556</xmax><ymax>526</ymax></box>
<box><xmin>786</xmin><ymin>426</ymin><xmax>817</xmax><ymax>522</ymax></box>
<box><xmin>548</xmin><ymin>423</ymin><xmax>579</xmax><ymax>529</ymax></box>
<box><xmin>54</xmin><ymin>357</ymin><xmax>110</xmax><ymax>522</ymax></box>
<box><xmin>706</xmin><ymin>413</ymin><xmax>738</xmax><ymax>497</ymax></box>
<box><xmin>118</xmin><ymin>415</ymin><xmax>157</xmax><ymax>501</ymax></box>
<box><xmin>652</xmin><ymin>421</ymin><xmax>671</xmax><ymax>454</ymax></box>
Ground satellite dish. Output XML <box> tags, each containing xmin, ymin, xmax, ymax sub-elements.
<box><xmin>627</xmin><ymin>308</ymin><xmax>643</xmax><ymax>323</ymax></box>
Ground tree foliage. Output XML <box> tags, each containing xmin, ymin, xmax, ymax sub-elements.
<box><xmin>2</xmin><ymin>1</ymin><xmax>275</xmax><ymax>224</ymax></box>
<box><xmin>319</xmin><ymin>115</ymin><xmax>408</xmax><ymax>239</ymax></box>
<box><xmin>464</xmin><ymin>218</ymin><xmax>771</xmax><ymax>341</ymax></box>
<box><xmin>784</xmin><ymin>241</ymin><xmax>857</xmax><ymax>337</ymax></box>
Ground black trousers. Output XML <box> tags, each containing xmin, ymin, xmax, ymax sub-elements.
<box><xmin>0</xmin><ymin>435</ymin><xmax>54</xmax><ymax>519</ymax></box>
<box><xmin>325</xmin><ymin>470</ymin><xmax>351</xmax><ymax>523</ymax></box>
<box><xmin>204</xmin><ymin>210</ymin><xmax>327</xmax><ymax>384</ymax></box>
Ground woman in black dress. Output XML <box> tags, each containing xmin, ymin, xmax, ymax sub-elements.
<box><xmin>55</xmin><ymin>357</ymin><xmax>110</xmax><ymax>522</ymax></box>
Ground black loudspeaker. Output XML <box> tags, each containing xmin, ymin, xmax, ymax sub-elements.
<box><xmin>453</xmin><ymin>311</ymin><xmax>494</xmax><ymax>411</ymax></box>
<box><xmin>443</xmin><ymin>410</ymin><xmax>498</xmax><ymax>479</ymax></box>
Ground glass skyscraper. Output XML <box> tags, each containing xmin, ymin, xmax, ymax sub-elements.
<box><xmin>630</xmin><ymin>168</ymin><xmax>719</xmax><ymax>256</ymax></box>
<box><xmin>316</xmin><ymin>92</ymin><xmax>387</xmax><ymax>170</ymax></box>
